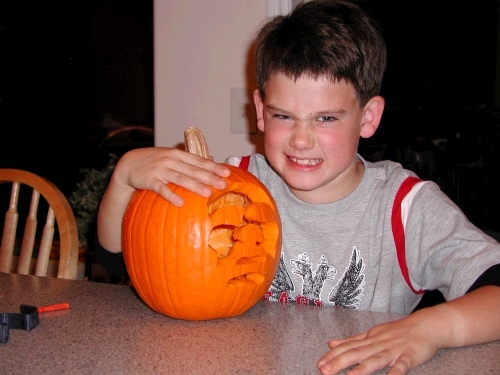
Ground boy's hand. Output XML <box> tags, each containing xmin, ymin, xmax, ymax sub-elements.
<box><xmin>318</xmin><ymin>285</ymin><xmax>500</xmax><ymax>375</ymax></box>
<box><xmin>97</xmin><ymin>146</ymin><xmax>232</xmax><ymax>253</ymax></box>
<box><xmin>317</xmin><ymin>311</ymin><xmax>441</xmax><ymax>375</ymax></box>
<box><xmin>114</xmin><ymin>147</ymin><xmax>231</xmax><ymax>207</ymax></box>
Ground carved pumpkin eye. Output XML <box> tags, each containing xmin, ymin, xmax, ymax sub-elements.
<box><xmin>121</xmin><ymin>128</ymin><xmax>282</xmax><ymax>321</ymax></box>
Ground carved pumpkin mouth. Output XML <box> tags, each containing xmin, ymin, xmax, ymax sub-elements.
<box><xmin>208</xmin><ymin>191</ymin><xmax>277</xmax><ymax>287</ymax></box>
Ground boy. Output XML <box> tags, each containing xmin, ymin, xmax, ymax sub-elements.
<box><xmin>97</xmin><ymin>1</ymin><xmax>500</xmax><ymax>374</ymax></box>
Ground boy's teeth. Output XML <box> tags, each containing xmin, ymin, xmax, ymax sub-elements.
<box><xmin>290</xmin><ymin>157</ymin><xmax>322</xmax><ymax>166</ymax></box>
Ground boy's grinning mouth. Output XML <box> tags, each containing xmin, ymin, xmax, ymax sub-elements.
<box><xmin>288</xmin><ymin>157</ymin><xmax>323</xmax><ymax>166</ymax></box>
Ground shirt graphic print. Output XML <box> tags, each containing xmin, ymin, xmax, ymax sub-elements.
<box><xmin>263</xmin><ymin>246</ymin><xmax>365</xmax><ymax>308</ymax></box>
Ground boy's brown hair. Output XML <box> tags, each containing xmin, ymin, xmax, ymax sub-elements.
<box><xmin>255</xmin><ymin>0</ymin><xmax>387</xmax><ymax>106</ymax></box>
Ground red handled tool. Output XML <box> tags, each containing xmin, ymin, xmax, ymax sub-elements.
<box><xmin>37</xmin><ymin>302</ymin><xmax>70</xmax><ymax>314</ymax></box>
<box><xmin>1</xmin><ymin>302</ymin><xmax>70</xmax><ymax>343</ymax></box>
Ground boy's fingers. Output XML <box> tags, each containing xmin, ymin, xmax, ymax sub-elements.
<box><xmin>193</xmin><ymin>155</ymin><xmax>231</xmax><ymax>178</ymax></box>
<box><xmin>155</xmin><ymin>183</ymin><xmax>185</xmax><ymax>207</ymax></box>
<box><xmin>153</xmin><ymin>167</ymin><xmax>229</xmax><ymax>206</ymax></box>
<box><xmin>169</xmin><ymin>168</ymin><xmax>225</xmax><ymax>194</ymax></box>
<box><xmin>175</xmin><ymin>151</ymin><xmax>231</xmax><ymax>182</ymax></box>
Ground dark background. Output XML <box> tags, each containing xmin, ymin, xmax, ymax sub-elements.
<box><xmin>360</xmin><ymin>1</ymin><xmax>498</xmax><ymax>140</ymax></box>
<box><xmin>357</xmin><ymin>1</ymin><xmax>500</xmax><ymax>234</ymax></box>
<box><xmin>0</xmin><ymin>0</ymin><xmax>499</xmax><ymax>232</ymax></box>
<box><xmin>0</xmin><ymin>0</ymin><xmax>154</xmax><ymax>197</ymax></box>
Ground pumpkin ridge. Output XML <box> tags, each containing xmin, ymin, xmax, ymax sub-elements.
<box><xmin>122</xmin><ymin>190</ymin><xmax>140</xmax><ymax>285</ymax></box>
<box><xmin>145</xmin><ymin>190</ymin><xmax>174</xmax><ymax>313</ymax></box>
<box><xmin>142</xmin><ymin>192</ymin><xmax>163</xmax><ymax>310</ymax></box>
<box><xmin>125</xmin><ymin>190</ymin><xmax>150</xmax><ymax>304</ymax></box>
<box><xmin>156</xmin><ymin>191</ymin><xmax>172</xmax><ymax>314</ymax></box>
<box><xmin>170</xmin><ymin>185</ymin><xmax>188</xmax><ymax>318</ymax></box>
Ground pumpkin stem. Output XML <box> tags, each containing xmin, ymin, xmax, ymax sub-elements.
<box><xmin>184</xmin><ymin>127</ymin><xmax>209</xmax><ymax>159</ymax></box>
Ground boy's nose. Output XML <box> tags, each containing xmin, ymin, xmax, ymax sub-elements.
<box><xmin>289</xmin><ymin>124</ymin><xmax>314</xmax><ymax>150</ymax></box>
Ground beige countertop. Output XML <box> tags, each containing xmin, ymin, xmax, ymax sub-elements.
<box><xmin>0</xmin><ymin>272</ymin><xmax>499</xmax><ymax>374</ymax></box>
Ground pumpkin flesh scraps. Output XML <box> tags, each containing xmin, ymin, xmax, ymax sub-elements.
<box><xmin>207</xmin><ymin>192</ymin><xmax>248</xmax><ymax>260</ymax></box>
<box><xmin>208</xmin><ymin>205</ymin><xmax>244</xmax><ymax>226</ymax></box>
<box><xmin>209</xmin><ymin>225</ymin><xmax>235</xmax><ymax>258</ymax></box>
<box><xmin>208</xmin><ymin>203</ymin><xmax>244</xmax><ymax>258</ymax></box>
<box><xmin>207</xmin><ymin>192</ymin><xmax>277</xmax><ymax>290</ymax></box>
<box><xmin>208</xmin><ymin>193</ymin><xmax>273</xmax><ymax>262</ymax></box>
<box><xmin>243</xmin><ymin>202</ymin><xmax>275</xmax><ymax>223</ymax></box>
<box><xmin>208</xmin><ymin>192</ymin><xmax>248</xmax><ymax>212</ymax></box>
<box><xmin>233</xmin><ymin>223</ymin><xmax>264</xmax><ymax>243</ymax></box>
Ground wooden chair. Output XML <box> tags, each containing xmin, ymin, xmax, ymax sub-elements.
<box><xmin>0</xmin><ymin>168</ymin><xmax>79</xmax><ymax>279</ymax></box>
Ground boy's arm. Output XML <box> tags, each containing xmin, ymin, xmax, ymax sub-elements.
<box><xmin>317</xmin><ymin>283</ymin><xmax>500</xmax><ymax>375</ymax></box>
<box><xmin>96</xmin><ymin>147</ymin><xmax>230</xmax><ymax>253</ymax></box>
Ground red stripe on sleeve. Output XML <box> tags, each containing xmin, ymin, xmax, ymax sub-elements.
<box><xmin>391</xmin><ymin>176</ymin><xmax>425</xmax><ymax>294</ymax></box>
<box><xmin>238</xmin><ymin>156</ymin><xmax>250</xmax><ymax>170</ymax></box>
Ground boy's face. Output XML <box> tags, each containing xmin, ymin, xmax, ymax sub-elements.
<box><xmin>254</xmin><ymin>72</ymin><xmax>383</xmax><ymax>204</ymax></box>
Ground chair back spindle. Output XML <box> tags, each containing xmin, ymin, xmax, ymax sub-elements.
<box><xmin>17</xmin><ymin>188</ymin><xmax>39</xmax><ymax>274</ymax></box>
<box><xmin>0</xmin><ymin>169</ymin><xmax>79</xmax><ymax>279</ymax></box>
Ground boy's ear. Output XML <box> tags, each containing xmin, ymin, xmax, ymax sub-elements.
<box><xmin>253</xmin><ymin>89</ymin><xmax>265</xmax><ymax>132</ymax></box>
<box><xmin>360</xmin><ymin>96</ymin><xmax>385</xmax><ymax>139</ymax></box>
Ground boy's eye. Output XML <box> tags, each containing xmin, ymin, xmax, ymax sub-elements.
<box><xmin>318</xmin><ymin>116</ymin><xmax>335</xmax><ymax>122</ymax></box>
<box><xmin>274</xmin><ymin>114</ymin><xmax>292</xmax><ymax>121</ymax></box>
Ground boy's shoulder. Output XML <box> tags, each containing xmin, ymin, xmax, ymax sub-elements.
<box><xmin>362</xmin><ymin>157</ymin><xmax>420</xmax><ymax>185</ymax></box>
<box><xmin>361</xmin><ymin>157</ymin><xmax>444</xmax><ymax>208</ymax></box>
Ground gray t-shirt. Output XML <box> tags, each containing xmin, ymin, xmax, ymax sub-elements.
<box><xmin>225</xmin><ymin>154</ymin><xmax>500</xmax><ymax>314</ymax></box>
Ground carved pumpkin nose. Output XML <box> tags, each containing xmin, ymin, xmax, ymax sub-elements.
<box><xmin>122</xmin><ymin>128</ymin><xmax>282</xmax><ymax>321</ymax></box>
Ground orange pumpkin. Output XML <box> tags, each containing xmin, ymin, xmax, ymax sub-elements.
<box><xmin>122</xmin><ymin>128</ymin><xmax>281</xmax><ymax>320</ymax></box>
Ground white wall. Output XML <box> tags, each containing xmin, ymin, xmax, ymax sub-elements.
<box><xmin>154</xmin><ymin>0</ymin><xmax>274</xmax><ymax>162</ymax></box>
